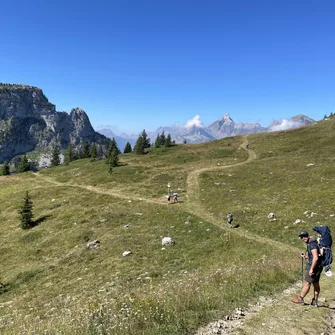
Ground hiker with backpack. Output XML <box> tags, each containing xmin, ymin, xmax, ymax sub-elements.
<box><xmin>292</xmin><ymin>231</ymin><xmax>323</xmax><ymax>307</ymax></box>
<box><xmin>227</xmin><ymin>213</ymin><xmax>233</xmax><ymax>228</ymax></box>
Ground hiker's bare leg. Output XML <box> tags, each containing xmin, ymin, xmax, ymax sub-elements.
<box><xmin>313</xmin><ymin>282</ymin><xmax>320</xmax><ymax>300</ymax></box>
<box><xmin>300</xmin><ymin>280</ymin><xmax>311</xmax><ymax>298</ymax></box>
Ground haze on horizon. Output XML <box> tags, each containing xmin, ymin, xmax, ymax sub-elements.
<box><xmin>1</xmin><ymin>0</ymin><xmax>334</xmax><ymax>134</ymax></box>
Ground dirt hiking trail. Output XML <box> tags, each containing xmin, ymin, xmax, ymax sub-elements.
<box><xmin>33</xmin><ymin>136</ymin><xmax>335</xmax><ymax>334</ymax></box>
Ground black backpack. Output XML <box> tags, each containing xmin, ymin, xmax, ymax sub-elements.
<box><xmin>313</xmin><ymin>225</ymin><xmax>333</xmax><ymax>272</ymax></box>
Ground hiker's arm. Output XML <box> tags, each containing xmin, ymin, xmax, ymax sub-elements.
<box><xmin>309</xmin><ymin>249</ymin><xmax>319</xmax><ymax>275</ymax></box>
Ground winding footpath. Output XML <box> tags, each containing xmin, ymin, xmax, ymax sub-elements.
<box><xmin>33</xmin><ymin>136</ymin><xmax>335</xmax><ymax>334</ymax></box>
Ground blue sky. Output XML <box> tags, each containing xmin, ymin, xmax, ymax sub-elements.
<box><xmin>1</xmin><ymin>0</ymin><xmax>334</xmax><ymax>134</ymax></box>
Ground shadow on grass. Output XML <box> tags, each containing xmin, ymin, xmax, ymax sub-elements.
<box><xmin>33</xmin><ymin>215</ymin><xmax>52</xmax><ymax>227</ymax></box>
<box><xmin>0</xmin><ymin>282</ymin><xmax>10</xmax><ymax>295</ymax></box>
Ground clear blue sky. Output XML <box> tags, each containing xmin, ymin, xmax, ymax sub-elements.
<box><xmin>1</xmin><ymin>0</ymin><xmax>334</xmax><ymax>134</ymax></box>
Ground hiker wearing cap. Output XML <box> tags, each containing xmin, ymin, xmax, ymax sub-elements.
<box><xmin>292</xmin><ymin>231</ymin><xmax>323</xmax><ymax>307</ymax></box>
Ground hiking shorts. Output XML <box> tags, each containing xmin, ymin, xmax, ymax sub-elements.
<box><xmin>305</xmin><ymin>267</ymin><xmax>322</xmax><ymax>284</ymax></box>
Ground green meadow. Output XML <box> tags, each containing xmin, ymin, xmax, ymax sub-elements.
<box><xmin>0</xmin><ymin>118</ymin><xmax>335</xmax><ymax>334</ymax></box>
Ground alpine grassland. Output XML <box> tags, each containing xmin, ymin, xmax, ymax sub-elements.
<box><xmin>0</xmin><ymin>119</ymin><xmax>335</xmax><ymax>334</ymax></box>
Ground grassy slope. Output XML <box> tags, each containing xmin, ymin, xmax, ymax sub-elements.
<box><xmin>0</xmin><ymin>120</ymin><xmax>334</xmax><ymax>334</ymax></box>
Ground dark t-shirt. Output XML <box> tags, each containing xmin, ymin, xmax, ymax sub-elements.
<box><xmin>306</xmin><ymin>239</ymin><xmax>323</xmax><ymax>270</ymax></box>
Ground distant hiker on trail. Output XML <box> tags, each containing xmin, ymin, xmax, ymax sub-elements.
<box><xmin>292</xmin><ymin>231</ymin><xmax>323</xmax><ymax>307</ymax></box>
<box><xmin>166</xmin><ymin>194</ymin><xmax>171</xmax><ymax>204</ymax></box>
<box><xmin>246</xmin><ymin>143</ymin><xmax>249</xmax><ymax>149</ymax></box>
<box><xmin>227</xmin><ymin>213</ymin><xmax>233</xmax><ymax>228</ymax></box>
<box><xmin>173</xmin><ymin>192</ymin><xmax>178</xmax><ymax>203</ymax></box>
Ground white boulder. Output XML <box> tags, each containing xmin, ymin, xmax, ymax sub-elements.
<box><xmin>162</xmin><ymin>236</ymin><xmax>175</xmax><ymax>247</ymax></box>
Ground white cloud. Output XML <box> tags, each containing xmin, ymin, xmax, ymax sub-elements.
<box><xmin>184</xmin><ymin>115</ymin><xmax>204</xmax><ymax>128</ymax></box>
<box><xmin>269</xmin><ymin>119</ymin><xmax>301</xmax><ymax>131</ymax></box>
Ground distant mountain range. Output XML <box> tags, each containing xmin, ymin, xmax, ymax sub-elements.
<box><xmin>96</xmin><ymin>113</ymin><xmax>316</xmax><ymax>150</ymax></box>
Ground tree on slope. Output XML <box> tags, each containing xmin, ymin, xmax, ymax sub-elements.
<box><xmin>51</xmin><ymin>146</ymin><xmax>61</xmax><ymax>167</ymax></box>
<box><xmin>17</xmin><ymin>155</ymin><xmax>30</xmax><ymax>173</ymax></box>
<box><xmin>64</xmin><ymin>143</ymin><xmax>74</xmax><ymax>165</ymax></box>
<box><xmin>18</xmin><ymin>191</ymin><xmax>34</xmax><ymax>229</ymax></box>
<box><xmin>106</xmin><ymin>138</ymin><xmax>120</xmax><ymax>163</ymax></box>
<box><xmin>0</xmin><ymin>161</ymin><xmax>10</xmax><ymax>176</ymax></box>
<box><xmin>90</xmin><ymin>143</ymin><xmax>97</xmax><ymax>162</ymax></box>
<box><xmin>134</xmin><ymin>135</ymin><xmax>145</xmax><ymax>155</ymax></box>
<box><xmin>123</xmin><ymin>141</ymin><xmax>132</xmax><ymax>153</ymax></box>
<box><xmin>141</xmin><ymin>129</ymin><xmax>151</xmax><ymax>149</ymax></box>
<box><xmin>109</xmin><ymin>149</ymin><xmax>119</xmax><ymax>173</ymax></box>
<box><xmin>82</xmin><ymin>140</ymin><xmax>91</xmax><ymax>158</ymax></box>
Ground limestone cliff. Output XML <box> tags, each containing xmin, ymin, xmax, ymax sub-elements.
<box><xmin>0</xmin><ymin>84</ymin><xmax>109</xmax><ymax>163</ymax></box>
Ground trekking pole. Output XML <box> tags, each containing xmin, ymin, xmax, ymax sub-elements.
<box><xmin>301</xmin><ymin>253</ymin><xmax>304</xmax><ymax>286</ymax></box>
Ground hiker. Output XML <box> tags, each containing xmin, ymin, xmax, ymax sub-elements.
<box><xmin>166</xmin><ymin>194</ymin><xmax>171</xmax><ymax>204</ymax></box>
<box><xmin>227</xmin><ymin>213</ymin><xmax>233</xmax><ymax>228</ymax></box>
<box><xmin>292</xmin><ymin>231</ymin><xmax>323</xmax><ymax>307</ymax></box>
<box><xmin>173</xmin><ymin>192</ymin><xmax>178</xmax><ymax>203</ymax></box>
<box><xmin>246</xmin><ymin>143</ymin><xmax>249</xmax><ymax>149</ymax></box>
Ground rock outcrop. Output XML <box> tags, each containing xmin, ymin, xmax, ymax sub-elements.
<box><xmin>0</xmin><ymin>84</ymin><xmax>109</xmax><ymax>163</ymax></box>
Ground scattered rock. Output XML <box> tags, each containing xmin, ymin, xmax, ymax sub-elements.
<box><xmin>86</xmin><ymin>240</ymin><xmax>100</xmax><ymax>249</ymax></box>
<box><xmin>122</xmin><ymin>250</ymin><xmax>132</xmax><ymax>257</ymax></box>
<box><xmin>162</xmin><ymin>236</ymin><xmax>175</xmax><ymax>247</ymax></box>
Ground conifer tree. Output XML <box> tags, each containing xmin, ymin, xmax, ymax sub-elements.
<box><xmin>159</xmin><ymin>131</ymin><xmax>166</xmax><ymax>146</ymax></box>
<box><xmin>64</xmin><ymin>143</ymin><xmax>73</xmax><ymax>165</ymax></box>
<box><xmin>90</xmin><ymin>143</ymin><xmax>97</xmax><ymax>162</ymax></box>
<box><xmin>134</xmin><ymin>135</ymin><xmax>145</xmax><ymax>155</ymax></box>
<box><xmin>51</xmin><ymin>146</ymin><xmax>60</xmax><ymax>167</ymax></box>
<box><xmin>123</xmin><ymin>141</ymin><xmax>132</xmax><ymax>153</ymax></box>
<box><xmin>17</xmin><ymin>155</ymin><xmax>30</xmax><ymax>173</ymax></box>
<box><xmin>141</xmin><ymin>129</ymin><xmax>151</xmax><ymax>149</ymax></box>
<box><xmin>82</xmin><ymin>141</ymin><xmax>91</xmax><ymax>158</ymax></box>
<box><xmin>155</xmin><ymin>134</ymin><xmax>161</xmax><ymax>148</ymax></box>
<box><xmin>18</xmin><ymin>191</ymin><xmax>34</xmax><ymax>229</ymax></box>
<box><xmin>110</xmin><ymin>149</ymin><xmax>119</xmax><ymax>167</ymax></box>
<box><xmin>106</xmin><ymin>138</ymin><xmax>120</xmax><ymax>163</ymax></box>
<box><xmin>164</xmin><ymin>133</ymin><xmax>172</xmax><ymax>147</ymax></box>
<box><xmin>0</xmin><ymin>161</ymin><xmax>10</xmax><ymax>176</ymax></box>
<box><xmin>183</xmin><ymin>139</ymin><xmax>187</xmax><ymax>144</ymax></box>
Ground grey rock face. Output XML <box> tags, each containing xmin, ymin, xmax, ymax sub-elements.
<box><xmin>0</xmin><ymin>84</ymin><xmax>109</xmax><ymax>163</ymax></box>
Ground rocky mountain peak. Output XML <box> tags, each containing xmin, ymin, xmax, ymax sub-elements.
<box><xmin>0</xmin><ymin>84</ymin><xmax>109</xmax><ymax>164</ymax></box>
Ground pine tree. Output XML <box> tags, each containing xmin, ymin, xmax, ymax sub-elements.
<box><xmin>106</xmin><ymin>138</ymin><xmax>120</xmax><ymax>163</ymax></box>
<box><xmin>134</xmin><ymin>135</ymin><xmax>145</xmax><ymax>155</ymax></box>
<box><xmin>64</xmin><ymin>143</ymin><xmax>73</xmax><ymax>165</ymax></box>
<box><xmin>90</xmin><ymin>143</ymin><xmax>97</xmax><ymax>162</ymax></box>
<box><xmin>123</xmin><ymin>141</ymin><xmax>132</xmax><ymax>153</ymax></box>
<box><xmin>17</xmin><ymin>155</ymin><xmax>30</xmax><ymax>173</ymax></box>
<box><xmin>155</xmin><ymin>134</ymin><xmax>161</xmax><ymax>148</ymax></box>
<box><xmin>164</xmin><ymin>134</ymin><xmax>172</xmax><ymax>147</ymax></box>
<box><xmin>141</xmin><ymin>129</ymin><xmax>151</xmax><ymax>149</ymax></box>
<box><xmin>160</xmin><ymin>131</ymin><xmax>166</xmax><ymax>146</ymax></box>
<box><xmin>110</xmin><ymin>149</ymin><xmax>119</xmax><ymax>167</ymax></box>
<box><xmin>183</xmin><ymin>139</ymin><xmax>187</xmax><ymax>144</ymax></box>
<box><xmin>18</xmin><ymin>191</ymin><xmax>34</xmax><ymax>229</ymax></box>
<box><xmin>82</xmin><ymin>141</ymin><xmax>91</xmax><ymax>158</ymax></box>
<box><xmin>51</xmin><ymin>146</ymin><xmax>60</xmax><ymax>167</ymax></box>
<box><xmin>0</xmin><ymin>161</ymin><xmax>10</xmax><ymax>176</ymax></box>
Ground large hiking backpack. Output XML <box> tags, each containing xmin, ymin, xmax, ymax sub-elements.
<box><xmin>313</xmin><ymin>225</ymin><xmax>333</xmax><ymax>273</ymax></box>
